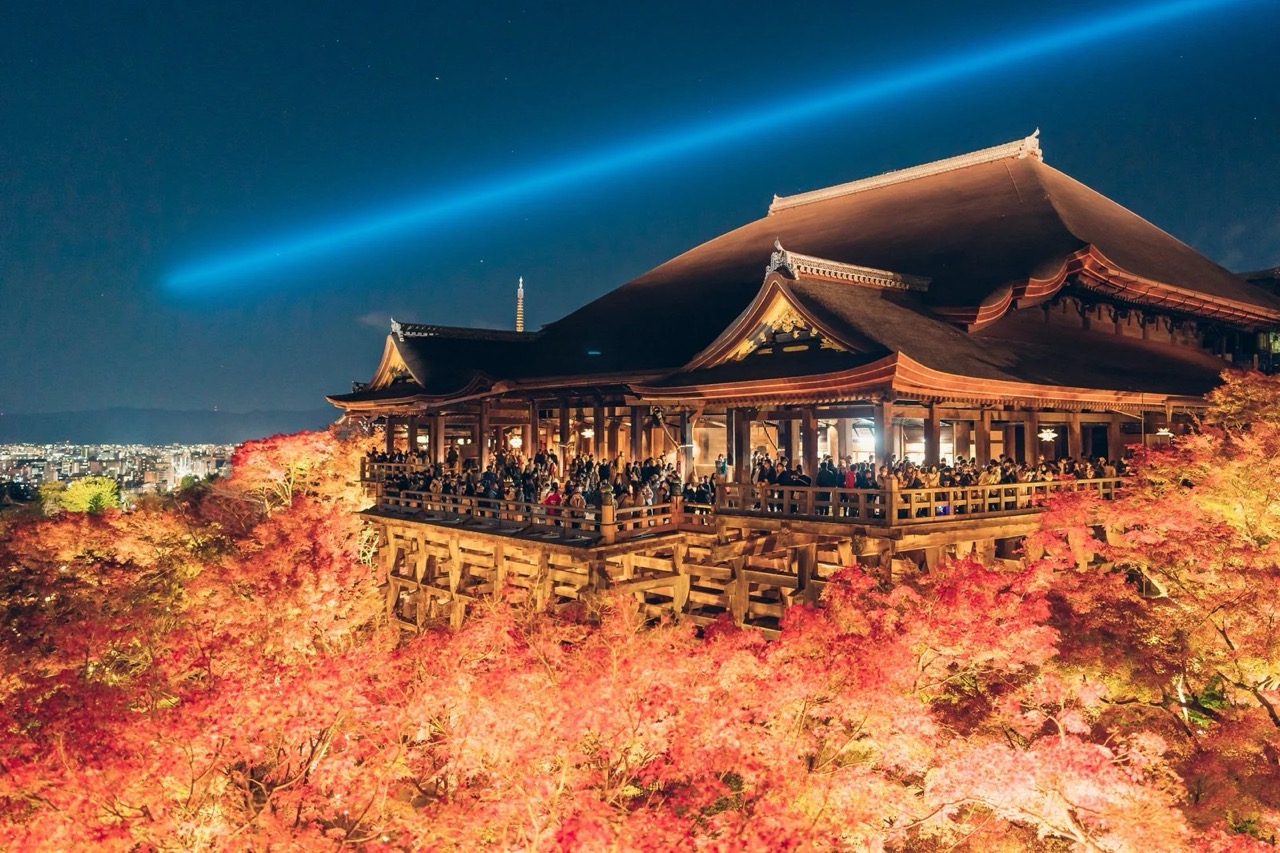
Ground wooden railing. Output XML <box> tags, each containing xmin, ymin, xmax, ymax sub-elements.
<box><xmin>715</xmin><ymin>478</ymin><xmax>1122</xmax><ymax>526</ymax></box>
<box><xmin>362</xmin><ymin>459</ymin><xmax>433</xmax><ymax>482</ymax></box>
<box><xmin>376</xmin><ymin>478</ymin><xmax>1121</xmax><ymax>537</ymax></box>
<box><xmin>377</xmin><ymin>488</ymin><xmax>684</xmax><ymax>543</ymax></box>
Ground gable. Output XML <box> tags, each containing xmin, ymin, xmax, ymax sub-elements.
<box><xmin>683</xmin><ymin>274</ymin><xmax>863</xmax><ymax>372</ymax></box>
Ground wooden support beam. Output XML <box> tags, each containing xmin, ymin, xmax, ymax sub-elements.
<box><xmin>873</xmin><ymin>401</ymin><xmax>891</xmax><ymax>466</ymax></box>
<box><xmin>385</xmin><ymin>414</ymin><xmax>397</xmax><ymax>454</ymax></box>
<box><xmin>836</xmin><ymin>417</ymin><xmax>852</xmax><ymax>462</ymax></box>
<box><xmin>734</xmin><ymin>408</ymin><xmax>753</xmax><ymax>482</ymax></box>
<box><xmin>975</xmin><ymin>409</ymin><xmax>991</xmax><ymax>463</ymax></box>
<box><xmin>593</xmin><ymin>402</ymin><xmax>606</xmax><ymax>460</ymax></box>
<box><xmin>729</xmin><ymin>558</ymin><xmax>748</xmax><ymax>625</ymax></box>
<box><xmin>1026</xmin><ymin>410</ymin><xmax>1040</xmax><ymax>465</ymax></box>
<box><xmin>432</xmin><ymin>413</ymin><xmax>446</xmax><ymax>464</ymax></box>
<box><xmin>952</xmin><ymin>420</ymin><xmax>971</xmax><ymax>462</ymax></box>
<box><xmin>559</xmin><ymin>404</ymin><xmax>570</xmax><ymax>458</ymax></box>
<box><xmin>725</xmin><ymin>409</ymin><xmax>737</xmax><ymax>478</ymax></box>
<box><xmin>1001</xmin><ymin>421</ymin><xmax>1018</xmax><ymax>463</ymax></box>
<box><xmin>478</xmin><ymin>400</ymin><xmax>490</xmax><ymax>467</ymax></box>
<box><xmin>924</xmin><ymin>403</ymin><xmax>941</xmax><ymax>466</ymax></box>
<box><xmin>1108</xmin><ymin>412</ymin><xmax>1124</xmax><ymax>461</ymax></box>
<box><xmin>710</xmin><ymin>531</ymin><xmax>845</xmax><ymax>562</ymax></box>
<box><xmin>607</xmin><ymin>411</ymin><xmax>621</xmax><ymax>460</ymax></box>
<box><xmin>802</xmin><ymin>407</ymin><xmax>818</xmax><ymax>481</ymax></box>
<box><xmin>630</xmin><ymin>406</ymin><xmax>644</xmax><ymax>462</ymax></box>
<box><xmin>1066</xmin><ymin>411</ymin><xmax>1082</xmax><ymax>460</ymax></box>
<box><xmin>679</xmin><ymin>410</ymin><xmax>693</xmax><ymax>477</ymax></box>
<box><xmin>529</xmin><ymin>400</ymin><xmax>540</xmax><ymax>456</ymax></box>
<box><xmin>795</xmin><ymin>543</ymin><xmax>818</xmax><ymax>605</ymax></box>
<box><xmin>405</xmin><ymin>415</ymin><xmax>418</xmax><ymax>452</ymax></box>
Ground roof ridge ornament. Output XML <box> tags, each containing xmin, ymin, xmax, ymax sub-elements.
<box><xmin>766</xmin><ymin>242</ymin><xmax>930</xmax><ymax>292</ymax></box>
<box><xmin>768</xmin><ymin>131</ymin><xmax>1045</xmax><ymax>214</ymax></box>
<box><xmin>768</xmin><ymin>239</ymin><xmax>797</xmax><ymax>278</ymax></box>
<box><xmin>390</xmin><ymin>317</ymin><xmax>404</xmax><ymax>342</ymax></box>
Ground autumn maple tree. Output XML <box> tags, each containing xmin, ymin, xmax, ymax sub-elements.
<box><xmin>1</xmin><ymin>386</ymin><xmax>1279</xmax><ymax>849</ymax></box>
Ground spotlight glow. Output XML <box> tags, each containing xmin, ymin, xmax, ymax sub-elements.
<box><xmin>167</xmin><ymin>0</ymin><xmax>1249</xmax><ymax>293</ymax></box>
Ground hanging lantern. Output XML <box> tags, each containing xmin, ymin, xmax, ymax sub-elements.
<box><xmin>1037</xmin><ymin>428</ymin><xmax>1059</xmax><ymax>442</ymax></box>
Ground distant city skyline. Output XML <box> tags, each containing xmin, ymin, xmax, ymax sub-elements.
<box><xmin>3</xmin><ymin>1</ymin><xmax>1278</xmax><ymax>414</ymax></box>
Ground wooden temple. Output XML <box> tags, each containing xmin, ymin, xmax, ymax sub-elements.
<box><xmin>328</xmin><ymin>132</ymin><xmax>1280</xmax><ymax>633</ymax></box>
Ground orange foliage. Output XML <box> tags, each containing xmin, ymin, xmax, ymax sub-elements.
<box><xmin>1</xmin><ymin>422</ymin><xmax>1278</xmax><ymax>848</ymax></box>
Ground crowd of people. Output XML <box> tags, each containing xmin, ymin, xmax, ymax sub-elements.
<box><xmin>367</xmin><ymin>446</ymin><xmax>720</xmax><ymax>515</ymax></box>
<box><xmin>750</xmin><ymin>450</ymin><xmax>1125</xmax><ymax>491</ymax></box>
<box><xmin>745</xmin><ymin>450</ymin><xmax>1127</xmax><ymax>517</ymax></box>
<box><xmin>366</xmin><ymin>444</ymin><xmax>1126</xmax><ymax>522</ymax></box>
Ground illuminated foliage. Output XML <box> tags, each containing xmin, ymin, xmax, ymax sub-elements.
<box><xmin>2</xmin><ymin>415</ymin><xmax>1279</xmax><ymax>848</ymax></box>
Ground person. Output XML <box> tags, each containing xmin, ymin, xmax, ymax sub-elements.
<box><xmin>715</xmin><ymin>453</ymin><xmax>728</xmax><ymax>478</ymax></box>
<box><xmin>543</xmin><ymin>480</ymin><xmax>562</xmax><ymax>525</ymax></box>
<box><xmin>565</xmin><ymin>482</ymin><xmax>587</xmax><ymax>528</ymax></box>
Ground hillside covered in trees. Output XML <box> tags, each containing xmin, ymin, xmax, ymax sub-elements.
<box><xmin>2</xmin><ymin>374</ymin><xmax>1280</xmax><ymax>850</ymax></box>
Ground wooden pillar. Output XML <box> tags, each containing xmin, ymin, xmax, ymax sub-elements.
<box><xmin>679</xmin><ymin>410</ymin><xmax>693</xmax><ymax>477</ymax></box>
<box><xmin>592</xmin><ymin>403</ymin><xmax>605</xmax><ymax>460</ymax></box>
<box><xmin>478</xmin><ymin>401</ymin><xmax>490</xmax><ymax>467</ymax></box>
<box><xmin>725</xmin><ymin>409</ymin><xmax>737</xmax><ymax>476</ymax></box>
<box><xmin>734</xmin><ymin>408</ymin><xmax>752</xmax><ymax>482</ymax></box>
<box><xmin>405</xmin><ymin>415</ymin><xmax>419</xmax><ymax>453</ymax></box>
<box><xmin>975</xmin><ymin>409</ymin><xmax>991</xmax><ymax>464</ymax></box>
<box><xmin>432</xmin><ymin>413</ymin><xmax>446</xmax><ymax>464</ymax></box>
<box><xmin>1002</xmin><ymin>422</ymin><xmax>1018</xmax><ymax>463</ymax></box>
<box><xmin>837</xmin><ymin>417</ymin><xmax>853</xmax><ymax>462</ymax></box>
<box><xmin>607</xmin><ymin>413</ymin><xmax>621</xmax><ymax>460</ymax></box>
<box><xmin>953</xmin><ymin>420</ymin><xmax>971</xmax><ymax>462</ymax></box>
<box><xmin>528</xmin><ymin>400</ymin><xmax>540</xmax><ymax>455</ymax></box>
<box><xmin>801</xmin><ymin>407</ymin><xmax>819</xmax><ymax>479</ymax></box>
<box><xmin>384</xmin><ymin>415</ymin><xmax>397</xmax><ymax>454</ymax></box>
<box><xmin>558</xmin><ymin>403</ymin><xmax>570</xmax><ymax>458</ymax></box>
<box><xmin>1107</xmin><ymin>412</ymin><xmax>1124</xmax><ymax>461</ymax></box>
<box><xmin>1026</xmin><ymin>410</ymin><xmax>1040</xmax><ymax>465</ymax></box>
<box><xmin>1081</xmin><ymin>421</ymin><xmax>1094</xmax><ymax>459</ymax></box>
<box><xmin>1066</xmin><ymin>411</ymin><xmax>1082</xmax><ymax>460</ymax></box>
<box><xmin>873</xmin><ymin>401</ymin><xmax>891</xmax><ymax>466</ymax></box>
<box><xmin>630</xmin><ymin>406</ymin><xmax>644</xmax><ymax>463</ymax></box>
<box><xmin>923</xmin><ymin>403</ymin><xmax>941</xmax><ymax>466</ymax></box>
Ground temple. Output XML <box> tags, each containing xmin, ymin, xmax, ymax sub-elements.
<box><xmin>329</xmin><ymin>132</ymin><xmax>1280</xmax><ymax>633</ymax></box>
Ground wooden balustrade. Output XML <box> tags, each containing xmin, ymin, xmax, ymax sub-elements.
<box><xmin>362</xmin><ymin>459</ymin><xmax>434</xmax><ymax>482</ymax></box>
<box><xmin>716</xmin><ymin>478</ymin><xmax>1122</xmax><ymax>525</ymax></box>
<box><xmin>378</xmin><ymin>487</ymin><xmax>687</xmax><ymax>543</ymax></box>
<box><xmin>377</xmin><ymin>478</ymin><xmax>1122</xmax><ymax>537</ymax></box>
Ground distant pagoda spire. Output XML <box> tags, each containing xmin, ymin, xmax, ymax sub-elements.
<box><xmin>515</xmin><ymin>276</ymin><xmax>525</xmax><ymax>332</ymax></box>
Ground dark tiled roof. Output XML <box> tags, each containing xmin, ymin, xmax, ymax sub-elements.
<box><xmin>529</xmin><ymin>156</ymin><xmax>1277</xmax><ymax>378</ymax></box>
<box><xmin>335</xmin><ymin>143</ymin><xmax>1266</xmax><ymax>406</ymax></box>
<box><xmin>327</xmin><ymin>382</ymin><xmax>428</xmax><ymax>405</ymax></box>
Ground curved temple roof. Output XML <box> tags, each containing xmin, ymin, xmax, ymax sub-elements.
<box><xmin>331</xmin><ymin>134</ymin><xmax>1277</xmax><ymax>410</ymax></box>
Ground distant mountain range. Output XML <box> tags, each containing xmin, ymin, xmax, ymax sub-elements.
<box><xmin>0</xmin><ymin>408</ymin><xmax>338</xmax><ymax>445</ymax></box>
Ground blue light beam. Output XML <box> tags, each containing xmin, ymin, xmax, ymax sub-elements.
<box><xmin>168</xmin><ymin>0</ymin><xmax>1251</xmax><ymax>293</ymax></box>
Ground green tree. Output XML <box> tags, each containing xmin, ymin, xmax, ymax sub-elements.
<box><xmin>59</xmin><ymin>476</ymin><xmax>122</xmax><ymax>513</ymax></box>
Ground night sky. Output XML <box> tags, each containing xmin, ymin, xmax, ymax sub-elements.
<box><xmin>3</xmin><ymin>1</ymin><xmax>1278</xmax><ymax>415</ymax></box>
